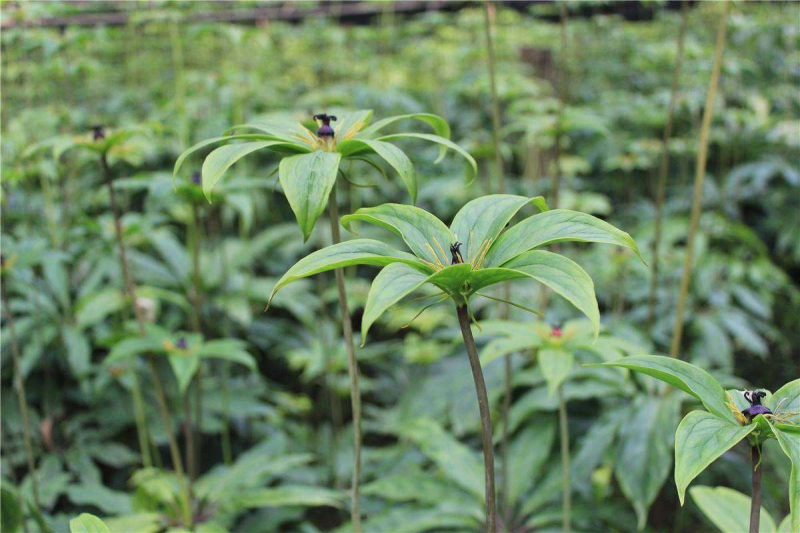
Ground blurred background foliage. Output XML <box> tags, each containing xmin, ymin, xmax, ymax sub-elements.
<box><xmin>1</xmin><ymin>1</ymin><xmax>798</xmax><ymax>532</ymax></box>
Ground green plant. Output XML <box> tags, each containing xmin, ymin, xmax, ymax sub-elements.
<box><xmin>595</xmin><ymin>355</ymin><xmax>799</xmax><ymax>533</ymax></box>
<box><xmin>175</xmin><ymin>109</ymin><xmax>476</xmax><ymax>531</ymax></box>
<box><xmin>267</xmin><ymin>194</ymin><xmax>641</xmax><ymax>530</ymax></box>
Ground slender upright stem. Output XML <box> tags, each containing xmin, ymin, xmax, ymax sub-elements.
<box><xmin>130</xmin><ymin>370</ymin><xmax>153</xmax><ymax>468</ymax></box>
<box><xmin>210</xmin><ymin>211</ymin><xmax>233</xmax><ymax>465</ymax></box>
<box><xmin>1</xmin><ymin>280</ymin><xmax>43</xmax><ymax>514</ymax></box>
<box><xmin>482</xmin><ymin>4</ymin><xmax>511</xmax><ymax>522</ymax></box>
<box><xmin>328</xmin><ymin>187</ymin><xmax>362</xmax><ymax>533</ymax></box>
<box><xmin>648</xmin><ymin>0</ymin><xmax>689</xmax><ymax>328</ymax></box>
<box><xmin>456</xmin><ymin>304</ymin><xmax>497</xmax><ymax>533</ymax></box>
<box><xmin>169</xmin><ymin>19</ymin><xmax>188</xmax><ymax>150</ymax></box>
<box><xmin>182</xmin><ymin>391</ymin><xmax>195</xmax><ymax>501</ymax></box>
<box><xmin>551</xmin><ymin>0</ymin><xmax>569</xmax><ymax>209</ymax></box>
<box><xmin>749</xmin><ymin>445</ymin><xmax>762</xmax><ymax>533</ymax></box>
<box><xmin>101</xmin><ymin>154</ymin><xmax>192</xmax><ymax>527</ymax></box>
<box><xmin>669</xmin><ymin>2</ymin><xmax>728</xmax><ymax>359</ymax></box>
<box><xmin>189</xmin><ymin>202</ymin><xmax>203</xmax><ymax>482</ymax></box>
<box><xmin>557</xmin><ymin>384</ymin><xmax>571</xmax><ymax>533</ymax></box>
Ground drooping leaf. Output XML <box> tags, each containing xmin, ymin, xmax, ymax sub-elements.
<box><xmin>450</xmin><ymin>195</ymin><xmax>548</xmax><ymax>265</ymax></box>
<box><xmin>105</xmin><ymin>337</ymin><xmax>164</xmax><ymax>366</ymax></box>
<box><xmin>168</xmin><ymin>353</ymin><xmax>201</xmax><ymax>394</ymax></box>
<box><xmin>479</xmin><ymin>336</ymin><xmax>540</xmax><ymax>367</ymax></box>
<box><xmin>69</xmin><ymin>514</ymin><xmax>111</xmax><ymax>533</ymax></box>
<box><xmin>772</xmin><ymin>423</ymin><xmax>800</xmax><ymax>533</ymax></box>
<box><xmin>538</xmin><ymin>348</ymin><xmax>574</xmax><ymax>396</ymax></box>
<box><xmin>63</xmin><ymin>326</ymin><xmax>91</xmax><ymax>378</ymax></box>
<box><xmin>195</xmin><ymin>339</ymin><xmax>256</xmax><ymax>371</ymax></box>
<box><xmin>483</xmin><ymin>209</ymin><xmax>644</xmax><ymax>268</ymax></box>
<box><xmin>278</xmin><ymin>150</ymin><xmax>342</xmax><ymax>241</ymax></box>
<box><xmin>361</xmin><ymin>263</ymin><xmax>429</xmax><ymax>344</ymax></box>
<box><xmin>227</xmin><ymin>117</ymin><xmax>318</xmax><ymax>147</ymax></box>
<box><xmin>341</xmin><ymin>204</ymin><xmax>453</xmax><ymax>266</ymax></box>
<box><xmin>690</xmin><ymin>486</ymin><xmax>777</xmax><ymax>533</ymax></box>
<box><xmin>338</xmin><ymin>139</ymin><xmax>417</xmax><ymax>202</ymax></box>
<box><xmin>43</xmin><ymin>258</ymin><xmax>70</xmax><ymax>310</ymax></box>
<box><xmin>615</xmin><ymin>395</ymin><xmax>680</xmax><ymax>530</ymax></box>
<box><xmin>235</xmin><ymin>485</ymin><xmax>344</xmax><ymax>509</ymax></box>
<box><xmin>1</xmin><ymin>484</ymin><xmax>23</xmax><ymax>533</ymax></box>
<box><xmin>595</xmin><ymin>355</ymin><xmax>737</xmax><ymax>424</ymax></box>
<box><xmin>173</xmin><ymin>134</ymin><xmax>287</xmax><ymax>179</ymax></box>
<box><xmin>358</xmin><ymin>113</ymin><xmax>450</xmax><ymax>144</ymax></box>
<box><xmin>377</xmin><ymin>132</ymin><xmax>477</xmax><ymax>178</ymax></box>
<box><xmin>268</xmin><ymin>239</ymin><xmax>428</xmax><ymax>304</ymax></box>
<box><xmin>75</xmin><ymin>289</ymin><xmax>125</xmax><ymax>329</ymax></box>
<box><xmin>334</xmin><ymin>110</ymin><xmax>374</xmax><ymax>141</ymax></box>
<box><xmin>470</xmin><ymin>251</ymin><xmax>599</xmax><ymax>336</ymax></box>
<box><xmin>508</xmin><ymin>419</ymin><xmax>557</xmax><ymax>506</ymax></box>
<box><xmin>203</xmin><ymin>141</ymin><xmax>283</xmax><ymax>201</ymax></box>
<box><xmin>674</xmin><ymin>411</ymin><xmax>756</xmax><ymax>505</ymax></box>
<box><xmin>427</xmin><ymin>263</ymin><xmax>473</xmax><ymax>294</ymax></box>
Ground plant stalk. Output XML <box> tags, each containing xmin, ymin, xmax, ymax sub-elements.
<box><xmin>189</xmin><ymin>201</ymin><xmax>203</xmax><ymax>482</ymax></box>
<box><xmin>648</xmin><ymin>0</ymin><xmax>689</xmax><ymax>328</ymax></box>
<box><xmin>129</xmin><ymin>369</ymin><xmax>153</xmax><ymax>468</ymax></box>
<box><xmin>669</xmin><ymin>2</ymin><xmax>728</xmax><ymax>359</ymax></box>
<box><xmin>328</xmin><ymin>186</ymin><xmax>362</xmax><ymax>533</ymax></box>
<box><xmin>0</xmin><ymin>279</ymin><xmax>43</xmax><ymax>515</ymax></box>
<box><xmin>557</xmin><ymin>384</ymin><xmax>571</xmax><ymax>533</ymax></box>
<box><xmin>456</xmin><ymin>304</ymin><xmax>497</xmax><ymax>533</ymax></box>
<box><xmin>551</xmin><ymin>0</ymin><xmax>569</xmax><ymax>209</ymax></box>
<box><xmin>482</xmin><ymin>4</ymin><xmax>512</xmax><ymax>523</ymax></box>
<box><xmin>101</xmin><ymin>153</ymin><xmax>193</xmax><ymax>527</ymax></box>
<box><xmin>749</xmin><ymin>445</ymin><xmax>762</xmax><ymax>533</ymax></box>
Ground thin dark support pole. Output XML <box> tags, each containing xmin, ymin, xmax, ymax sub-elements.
<box><xmin>749</xmin><ymin>445</ymin><xmax>762</xmax><ymax>533</ymax></box>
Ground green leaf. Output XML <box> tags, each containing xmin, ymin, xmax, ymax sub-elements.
<box><xmin>538</xmin><ymin>348</ymin><xmax>574</xmax><ymax>396</ymax></box>
<box><xmin>173</xmin><ymin>134</ymin><xmax>285</xmax><ymax>179</ymax></box>
<box><xmin>594</xmin><ymin>355</ymin><xmax>737</xmax><ymax>424</ymax></box>
<box><xmin>361</xmin><ymin>263</ymin><xmax>429</xmax><ymax>344</ymax></box>
<box><xmin>235</xmin><ymin>486</ymin><xmax>344</xmax><ymax>509</ymax></box>
<box><xmin>268</xmin><ymin>239</ymin><xmax>428</xmax><ymax>304</ymax></box>
<box><xmin>69</xmin><ymin>514</ymin><xmax>111</xmax><ymax>533</ymax></box>
<box><xmin>339</xmin><ymin>140</ymin><xmax>417</xmax><ymax>202</ymax></box>
<box><xmin>615</xmin><ymin>395</ymin><xmax>680</xmax><ymax>530</ymax></box>
<box><xmin>195</xmin><ymin>339</ymin><xmax>256</xmax><ymax>371</ymax></box>
<box><xmin>674</xmin><ymin>411</ymin><xmax>756</xmax><ymax>505</ymax></box>
<box><xmin>471</xmin><ymin>251</ymin><xmax>599</xmax><ymax>336</ymax></box>
<box><xmin>102</xmin><ymin>513</ymin><xmax>161</xmax><ymax>533</ymax></box>
<box><xmin>1</xmin><ymin>484</ymin><xmax>23</xmax><ymax>533</ymax></box>
<box><xmin>203</xmin><ymin>141</ymin><xmax>282</xmax><ymax>202</ymax></box>
<box><xmin>105</xmin><ymin>337</ymin><xmax>164</xmax><ymax>366</ymax></box>
<box><xmin>427</xmin><ymin>263</ymin><xmax>473</xmax><ymax>294</ymax></box>
<box><xmin>227</xmin><ymin>117</ymin><xmax>319</xmax><ymax>147</ymax></box>
<box><xmin>377</xmin><ymin>132</ymin><xmax>477</xmax><ymax>178</ymax></box>
<box><xmin>479</xmin><ymin>336</ymin><xmax>540</xmax><ymax>367</ymax></box>
<box><xmin>75</xmin><ymin>289</ymin><xmax>125</xmax><ymax>329</ymax></box>
<box><xmin>768</xmin><ymin>379</ymin><xmax>800</xmax><ymax>425</ymax></box>
<box><xmin>62</xmin><ymin>326</ymin><xmax>91</xmax><ymax>378</ymax></box>
<box><xmin>341</xmin><ymin>204</ymin><xmax>453</xmax><ymax>267</ymax></box>
<box><xmin>690</xmin><ymin>486</ymin><xmax>777</xmax><ymax>533</ymax></box>
<box><xmin>450</xmin><ymin>195</ymin><xmax>547</xmax><ymax>265</ymax></box>
<box><xmin>43</xmin><ymin>259</ymin><xmax>69</xmax><ymax>310</ymax></box>
<box><xmin>484</xmin><ymin>209</ymin><xmax>644</xmax><ymax>268</ymax></box>
<box><xmin>772</xmin><ymin>423</ymin><xmax>800</xmax><ymax>533</ymax></box>
<box><xmin>358</xmin><ymin>113</ymin><xmax>450</xmax><ymax>142</ymax></box>
<box><xmin>168</xmin><ymin>353</ymin><xmax>200</xmax><ymax>395</ymax></box>
<box><xmin>278</xmin><ymin>150</ymin><xmax>342</xmax><ymax>241</ymax></box>
<box><xmin>778</xmin><ymin>515</ymin><xmax>793</xmax><ymax>533</ymax></box>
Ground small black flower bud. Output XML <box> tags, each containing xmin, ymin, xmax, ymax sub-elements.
<box><xmin>450</xmin><ymin>242</ymin><xmax>464</xmax><ymax>265</ymax></box>
<box><xmin>192</xmin><ymin>172</ymin><xmax>201</xmax><ymax>185</ymax></box>
<box><xmin>176</xmin><ymin>337</ymin><xmax>188</xmax><ymax>350</ymax></box>
<box><xmin>92</xmin><ymin>125</ymin><xmax>106</xmax><ymax>141</ymax></box>
<box><xmin>742</xmin><ymin>390</ymin><xmax>772</xmax><ymax>421</ymax></box>
<box><xmin>314</xmin><ymin>113</ymin><xmax>337</xmax><ymax>138</ymax></box>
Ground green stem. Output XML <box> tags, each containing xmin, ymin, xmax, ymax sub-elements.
<box><xmin>129</xmin><ymin>369</ymin><xmax>153</xmax><ymax>468</ymax></box>
<box><xmin>749</xmin><ymin>445</ymin><xmax>762</xmax><ymax>533</ymax></box>
<box><xmin>169</xmin><ymin>18</ymin><xmax>188</xmax><ymax>149</ymax></box>
<box><xmin>101</xmin><ymin>153</ymin><xmax>193</xmax><ymax>527</ymax></box>
<box><xmin>456</xmin><ymin>304</ymin><xmax>496</xmax><ymax>533</ymax></box>
<box><xmin>328</xmin><ymin>187</ymin><xmax>362</xmax><ymax>533</ymax></box>
<box><xmin>482</xmin><ymin>5</ymin><xmax>511</xmax><ymax>523</ymax></box>
<box><xmin>648</xmin><ymin>0</ymin><xmax>689</xmax><ymax>329</ymax></box>
<box><xmin>551</xmin><ymin>0</ymin><xmax>569</xmax><ymax>209</ymax></box>
<box><xmin>1</xmin><ymin>279</ymin><xmax>43</xmax><ymax>516</ymax></box>
<box><xmin>211</xmin><ymin>211</ymin><xmax>233</xmax><ymax>466</ymax></box>
<box><xmin>189</xmin><ymin>202</ymin><xmax>203</xmax><ymax>482</ymax></box>
<box><xmin>669</xmin><ymin>2</ymin><xmax>728</xmax><ymax>359</ymax></box>
<box><xmin>182</xmin><ymin>390</ymin><xmax>195</xmax><ymax>505</ymax></box>
<box><xmin>557</xmin><ymin>384</ymin><xmax>571</xmax><ymax>533</ymax></box>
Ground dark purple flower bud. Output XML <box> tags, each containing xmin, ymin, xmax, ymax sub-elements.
<box><xmin>92</xmin><ymin>125</ymin><xmax>106</xmax><ymax>141</ymax></box>
<box><xmin>192</xmin><ymin>172</ymin><xmax>201</xmax><ymax>185</ymax></box>
<box><xmin>742</xmin><ymin>390</ymin><xmax>771</xmax><ymax>421</ymax></box>
<box><xmin>450</xmin><ymin>241</ymin><xmax>464</xmax><ymax>265</ymax></box>
<box><xmin>176</xmin><ymin>337</ymin><xmax>188</xmax><ymax>350</ymax></box>
<box><xmin>313</xmin><ymin>113</ymin><xmax>337</xmax><ymax>138</ymax></box>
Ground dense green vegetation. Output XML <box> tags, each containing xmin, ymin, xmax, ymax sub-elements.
<box><xmin>1</xmin><ymin>2</ymin><xmax>798</xmax><ymax>532</ymax></box>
